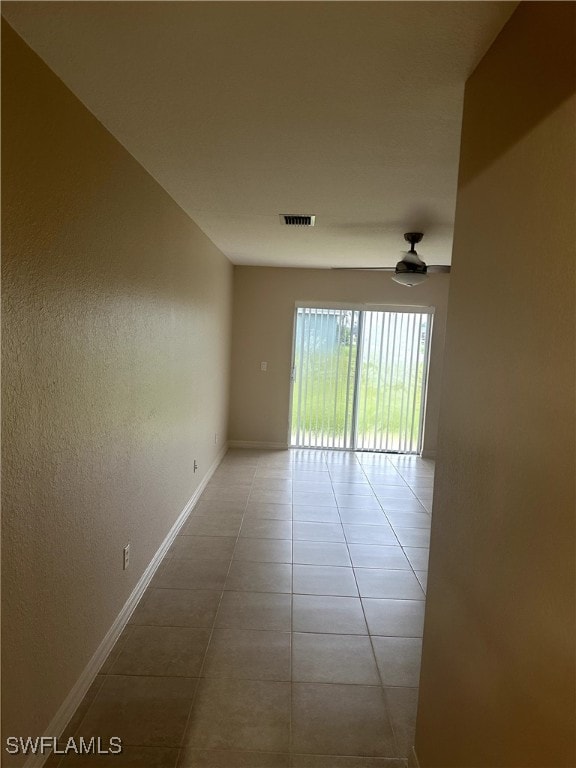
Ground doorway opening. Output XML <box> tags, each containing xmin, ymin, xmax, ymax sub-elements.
<box><xmin>290</xmin><ymin>305</ymin><xmax>433</xmax><ymax>453</ymax></box>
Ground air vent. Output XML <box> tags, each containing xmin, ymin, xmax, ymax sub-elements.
<box><xmin>280</xmin><ymin>214</ymin><xmax>316</xmax><ymax>227</ymax></box>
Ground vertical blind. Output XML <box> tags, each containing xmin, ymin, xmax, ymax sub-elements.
<box><xmin>291</xmin><ymin>307</ymin><xmax>432</xmax><ymax>453</ymax></box>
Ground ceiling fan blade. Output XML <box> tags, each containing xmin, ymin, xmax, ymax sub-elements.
<box><xmin>427</xmin><ymin>265</ymin><xmax>451</xmax><ymax>273</ymax></box>
<box><xmin>331</xmin><ymin>267</ymin><xmax>396</xmax><ymax>271</ymax></box>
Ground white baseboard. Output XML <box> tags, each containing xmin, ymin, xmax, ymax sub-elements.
<box><xmin>28</xmin><ymin>443</ymin><xmax>229</xmax><ymax>768</ymax></box>
<box><xmin>408</xmin><ymin>746</ymin><xmax>421</xmax><ymax>768</ymax></box>
<box><xmin>228</xmin><ymin>440</ymin><xmax>289</xmax><ymax>450</ymax></box>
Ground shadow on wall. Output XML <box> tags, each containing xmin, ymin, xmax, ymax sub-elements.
<box><xmin>458</xmin><ymin>2</ymin><xmax>575</xmax><ymax>187</ymax></box>
<box><xmin>416</xmin><ymin>3</ymin><xmax>575</xmax><ymax>767</ymax></box>
<box><xmin>2</xmin><ymin>18</ymin><xmax>224</xmax><ymax>308</ymax></box>
<box><xmin>2</xmin><ymin>20</ymin><xmax>232</xmax><ymax>754</ymax></box>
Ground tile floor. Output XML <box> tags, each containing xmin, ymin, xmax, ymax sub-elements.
<box><xmin>50</xmin><ymin>449</ymin><xmax>433</xmax><ymax>768</ymax></box>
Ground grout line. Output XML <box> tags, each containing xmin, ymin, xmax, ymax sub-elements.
<box><xmin>106</xmin><ymin>623</ymin><xmax>422</xmax><ymax>638</ymax></box>
<box><xmin>74</xmin><ymin>448</ymin><xmax>430</xmax><ymax>765</ymax></box>
<box><xmin>50</xmin><ymin>673</ymin><xmax>108</xmax><ymax>762</ymax></box>
<box><xmin>339</xmin><ymin>452</ymin><xmax>416</xmax><ymax>760</ymax></box>
<box><xmin>177</xmin><ymin>465</ymin><xmax>251</xmax><ymax>752</ymax></box>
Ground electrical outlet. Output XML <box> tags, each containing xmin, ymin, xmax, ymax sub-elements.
<box><xmin>193</xmin><ymin>459</ymin><xmax>198</xmax><ymax>473</ymax></box>
<box><xmin>260</xmin><ymin>361</ymin><xmax>268</xmax><ymax>372</ymax></box>
<box><xmin>123</xmin><ymin>544</ymin><xmax>130</xmax><ymax>571</ymax></box>
<box><xmin>214</xmin><ymin>433</ymin><xmax>219</xmax><ymax>445</ymax></box>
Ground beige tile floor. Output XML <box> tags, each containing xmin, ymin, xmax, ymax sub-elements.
<box><xmin>49</xmin><ymin>449</ymin><xmax>433</xmax><ymax>768</ymax></box>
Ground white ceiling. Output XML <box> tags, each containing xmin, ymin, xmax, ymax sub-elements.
<box><xmin>3</xmin><ymin>1</ymin><xmax>517</xmax><ymax>268</ymax></box>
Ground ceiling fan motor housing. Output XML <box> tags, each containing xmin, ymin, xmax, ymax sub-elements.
<box><xmin>396</xmin><ymin>261</ymin><xmax>427</xmax><ymax>274</ymax></box>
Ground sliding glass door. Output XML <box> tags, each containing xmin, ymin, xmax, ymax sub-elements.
<box><xmin>290</xmin><ymin>306</ymin><xmax>432</xmax><ymax>453</ymax></box>
<box><xmin>290</xmin><ymin>307</ymin><xmax>359</xmax><ymax>450</ymax></box>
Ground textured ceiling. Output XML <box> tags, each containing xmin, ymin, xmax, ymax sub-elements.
<box><xmin>3</xmin><ymin>1</ymin><xmax>517</xmax><ymax>268</ymax></box>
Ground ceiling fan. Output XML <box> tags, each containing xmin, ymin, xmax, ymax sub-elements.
<box><xmin>333</xmin><ymin>232</ymin><xmax>451</xmax><ymax>287</ymax></box>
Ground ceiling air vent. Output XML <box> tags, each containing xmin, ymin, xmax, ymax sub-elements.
<box><xmin>280</xmin><ymin>214</ymin><xmax>316</xmax><ymax>227</ymax></box>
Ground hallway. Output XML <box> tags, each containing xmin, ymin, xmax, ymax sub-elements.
<box><xmin>49</xmin><ymin>449</ymin><xmax>432</xmax><ymax>768</ymax></box>
<box><xmin>4</xmin><ymin>5</ymin><xmax>574</xmax><ymax>765</ymax></box>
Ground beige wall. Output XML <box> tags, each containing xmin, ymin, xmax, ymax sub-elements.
<box><xmin>229</xmin><ymin>267</ymin><xmax>449</xmax><ymax>455</ymax></box>
<box><xmin>416</xmin><ymin>3</ymin><xmax>575</xmax><ymax>766</ymax></box>
<box><xmin>1</xmin><ymin>22</ymin><xmax>232</xmax><ymax>751</ymax></box>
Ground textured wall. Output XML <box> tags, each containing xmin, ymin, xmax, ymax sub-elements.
<box><xmin>1</xmin><ymin>21</ymin><xmax>232</xmax><ymax>750</ymax></box>
<box><xmin>416</xmin><ymin>3</ymin><xmax>576</xmax><ymax>766</ymax></box>
<box><xmin>229</xmin><ymin>267</ymin><xmax>449</xmax><ymax>456</ymax></box>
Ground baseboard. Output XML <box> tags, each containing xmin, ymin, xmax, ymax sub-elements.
<box><xmin>228</xmin><ymin>440</ymin><xmax>289</xmax><ymax>450</ymax></box>
<box><xmin>28</xmin><ymin>442</ymin><xmax>229</xmax><ymax>768</ymax></box>
<box><xmin>408</xmin><ymin>746</ymin><xmax>421</xmax><ymax>768</ymax></box>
